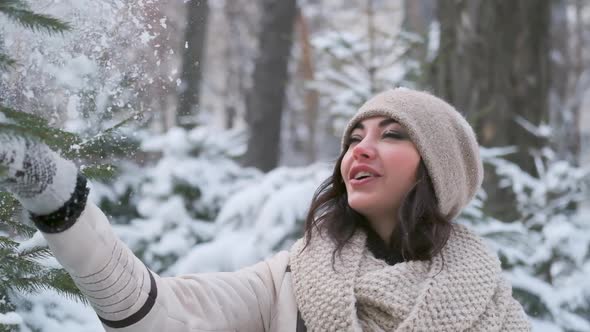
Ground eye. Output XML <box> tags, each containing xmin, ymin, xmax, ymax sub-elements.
<box><xmin>346</xmin><ymin>134</ymin><xmax>363</xmax><ymax>146</ymax></box>
<box><xmin>382</xmin><ymin>130</ymin><xmax>406</xmax><ymax>140</ymax></box>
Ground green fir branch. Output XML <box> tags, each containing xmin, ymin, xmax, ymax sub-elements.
<box><xmin>0</xmin><ymin>323</ymin><xmax>19</xmax><ymax>332</ymax></box>
<box><xmin>45</xmin><ymin>269</ymin><xmax>88</xmax><ymax>305</ymax></box>
<box><xmin>102</xmin><ymin>111</ymin><xmax>140</xmax><ymax>136</ymax></box>
<box><xmin>0</xmin><ymin>0</ymin><xmax>71</xmax><ymax>34</ymax></box>
<box><xmin>0</xmin><ymin>248</ymin><xmax>87</xmax><ymax>305</ymax></box>
<box><xmin>0</xmin><ymin>107</ymin><xmax>82</xmax><ymax>159</ymax></box>
<box><xmin>0</xmin><ymin>193</ymin><xmax>36</xmax><ymax>238</ymax></box>
<box><xmin>0</xmin><ymin>53</ymin><xmax>17</xmax><ymax>71</ymax></box>
<box><xmin>17</xmin><ymin>245</ymin><xmax>52</xmax><ymax>262</ymax></box>
<box><xmin>0</xmin><ymin>122</ymin><xmax>81</xmax><ymax>156</ymax></box>
<box><xmin>0</xmin><ymin>235</ymin><xmax>87</xmax><ymax>304</ymax></box>
<box><xmin>0</xmin><ymin>105</ymin><xmax>49</xmax><ymax>127</ymax></box>
<box><xmin>2</xmin><ymin>250</ymin><xmax>42</xmax><ymax>275</ymax></box>
<box><xmin>74</xmin><ymin>111</ymin><xmax>142</xmax><ymax>158</ymax></box>
<box><xmin>0</xmin><ymin>2</ymin><xmax>95</xmax><ymax>322</ymax></box>
<box><xmin>0</xmin><ymin>236</ymin><xmax>18</xmax><ymax>250</ymax></box>
<box><xmin>4</xmin><ymin>276</ymin><xmax>45</xmax><ymax>294</ymax></box>
<box><xmin>0</xmin><ymin>218</ymin><xmax>36</xmax><ymax>239</ymax></box>
<box><xmin>81</xmin><ymin>164</ymin><xmax>119</xmax><ymax>181</ymax></box>
<box><xmin>0</xmin><ymin>287</ymin><xmax>17</xmax><ymax>317</ymax></box>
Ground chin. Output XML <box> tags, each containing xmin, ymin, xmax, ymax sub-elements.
<box><xmin>347</xmin><ymin>198</ymin><xmax>376</xmax><ymax>216</ymax></box>
<box><xmin>348</xmin><ymin>196</ymin><xmax>395</xmax><ymax>220</ymax></box>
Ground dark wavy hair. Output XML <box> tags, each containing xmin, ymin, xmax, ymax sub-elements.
<box><xmin>302</xmin><ymin>147</ymin><xmax>452</xmax><ymax>264</ymax></box>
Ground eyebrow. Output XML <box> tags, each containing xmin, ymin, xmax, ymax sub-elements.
<box><xmin>351</xmin><ymin>118</ymin><xmax>399</xmax><ymax>131</ymax></box>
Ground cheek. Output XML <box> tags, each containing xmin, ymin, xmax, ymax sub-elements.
<box><xmin>383</xmin><ymin>147</ymin><xmax>421</xmax><ymax>180</ymax></box>
<box><xmin>340</xmin><ymin>151</ymin><xmax>353</xmax><ymax>179</ymax></box>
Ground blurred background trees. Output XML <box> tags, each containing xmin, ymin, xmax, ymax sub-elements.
<box><xmin>177</xmin><ymin>0</ymin><xmax>209</xmax><ymax>129</ymax></box>
<box><xmin>432</xmin><ymin>0</ymin><xmax>552</xmax><ymax>221</ymax></box>
<box><xmin>243</xmin><ymin>0</ymin><xmax>297</xmax><ymax>171</ymax></box>
<box><xmin>1</xmin><ymin>0</ymin><xmax>589</xmax><ymax>330</ymax></box>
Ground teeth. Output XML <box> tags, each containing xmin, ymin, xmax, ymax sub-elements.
<box><xmin>354</xmin><ymin>171</ymin><xmax>373</xmax><ymax>180</ymax></box>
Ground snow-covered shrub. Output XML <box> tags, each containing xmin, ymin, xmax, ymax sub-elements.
<box><xmin>1</xmin><ymin>0</ymin><xmax>158</xmax><ymax>134</ymax></box>
<box><xmin>91</xmin><ymin>124</ymin><xmax>333</xmax><ymax>275</ymax></box>
<box><xmin>458</xmin><ymin>146</ymin><xmax>590</xmax><ymax>332</ymax></box>
<box><xmin>167</xmin><ymin>163</ymin><xmax>331</xmax><ymax>274</ymax></box>
<box><xmin>310</xmin><ymin>14</ymin><xmax>412</xmax><ymax>134</ymax></box>
<box><xmin>92</xmin><ymin>126</ymin><xmax>261</xmax><ymax>273</ymax></box>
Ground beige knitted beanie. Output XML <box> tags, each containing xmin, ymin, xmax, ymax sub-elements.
<box><xmin>341</xmin><ymin>87</ymin><xmax>484</xmax><ymax>220</ymax></box>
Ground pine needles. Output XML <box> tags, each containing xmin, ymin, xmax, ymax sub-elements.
<box><xmin>0</xmin><ymin>0</ymin><xmax>71</xmax><ymax>73</ymax></box>
<box><xmin>0</xmin><ymin>0</ymin><xmax>71</xmax><ymax>34</ymax></box>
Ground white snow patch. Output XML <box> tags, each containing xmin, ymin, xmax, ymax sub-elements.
<box><xmin>0</xmin><ymin>312</ymin><xmax>23</xmax><ymax>325</ymax></box>
<box><xmin>16</xmin><ymin>231</ymin><xmax>48</xmax><ymax>254</ymax></box>
<box><xmin>139</xmin><ymin>31</ymin><xmax>155</xmax><ymax>45</ymax></box>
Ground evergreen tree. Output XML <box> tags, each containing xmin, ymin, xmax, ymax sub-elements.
<box><xmin>458</xmin><ymin>139</ymin><xmax>590</xmax><ymax>330</ymax></box>
<box><xmin>0</xmin><ymin>108</ymin><xmax>138</xmax><ymax>331</ymax></box>
<box><xmin>0</xmin><ymin>2</ymin><xmax>137</xmax><ymax>330</ymax></box>
<box><xmin>309</xmin><ymin>1</ymin><xmax>415</xmax><ymax>135</ymax></box>
<box><xmin>0</xmin><ymin>0</ymin><xmax>70</xmax><ymax>70</ymax></box>
<box><xmin>479</xmin><ymin>147</ymin><xmax>590</xmax><ymax>331</ymax></box>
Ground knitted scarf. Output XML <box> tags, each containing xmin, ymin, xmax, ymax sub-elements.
<box><xmin>289</xmin><ymin>224</ymin><xmax>531</xmax><ymax>331</ymax></box>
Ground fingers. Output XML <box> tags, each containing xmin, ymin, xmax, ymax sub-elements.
<box><xmin>0</xmin><ymin>134</ymin><xmax>43</xmax><ymax>192</ymax></box>
<box><xmin>0</xmin><ymin>149</ymin><xmax>8</xmax><ymax>165</ymax></box>
<box><xmin>0</xmin><ymin>136</ymin><xmax>25</xmax><ymax>170</ymax></box>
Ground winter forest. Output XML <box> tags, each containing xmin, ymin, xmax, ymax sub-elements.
<box><xmin>0</xmin><ymin>0</ymin><xmax>589</xmax><ymax>331</ymax></box>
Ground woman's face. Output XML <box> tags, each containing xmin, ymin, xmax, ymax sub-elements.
<box><xmin>340</xmin><ymin>116</ymin><xmax>421</xmax><ymax>221</ymax></box>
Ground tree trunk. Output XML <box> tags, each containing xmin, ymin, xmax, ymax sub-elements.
<box><xmin>403</xmin><ymin>0</ymin><xmax>434</xmax><ymax>35</ymax></box>
<box><xmin>142</xmin><ymin>0</ymin><xmax>182</xmax><ymax>132</ymax></box>
<box><xmin>401</xmin><ymin>0</ymin><xmax>435</xmax><ymax>87</ymax></box>
<box><xmin>177</xmin><ymin>0</ymin><xmax>209</xmax><ymax>129</ymax></box>
<box><xmin>549</xmin><ymin>0</ymin><xmax>581</xmax><ymax>165</ymax></box>
<box><xmin>402</xmin><ymin>0</ymin><xmax>435</xmax><ymax>58</ymax></box>
<box><xmin>243</xmin><ymin>0</ymin><xmax>297</xmax><ymax>172</ymax></box>
<box><xmin>296</xmin><ymin>7</ymin><xmax>319</xmax><ymax>163</ymax></box>
<box><xmin>432</xmin><ymin>0</ymin><xmax>552</xmax><ymax>220</ymax></box>
<box><xmin>222</xmin><ymin>0</ymin><xmax>260</xmax><ymax>130</ymax></box>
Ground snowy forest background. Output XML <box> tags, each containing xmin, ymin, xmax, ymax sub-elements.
<box><xmin>0</xmin><ymin>0</ymin><xmax>589</xmax><ymax>331</ymax></box>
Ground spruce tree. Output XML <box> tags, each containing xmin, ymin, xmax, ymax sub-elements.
<box><xmin>0</xmin><ymin>111</ymin><xmax>138</xmax><ymax>331</ymax></box>
<box><xmin>0</xmin><ymin>2</ymin><xmax>137</xmax><ymax>330</ymax></box>
<box><xmin>0</xmin><ymin>0</ymin><xmax>70</xmax><ymax>70</ymax></box>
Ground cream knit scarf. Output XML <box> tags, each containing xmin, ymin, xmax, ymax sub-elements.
<box><xmin>289</xmin><ymin>224</ymin><xmax>531</xmax><ymax>331</ymax></box>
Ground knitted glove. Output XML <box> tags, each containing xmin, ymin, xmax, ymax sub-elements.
<box><xmin>0</xmin><ymin>132</ymin><xmax>89</xmax><ymax>233</ymax></box>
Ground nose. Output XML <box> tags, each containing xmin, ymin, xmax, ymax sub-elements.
<box><xmin>352</xmin><ymin>139</ymin><xmax>376</xmax><ymax>160</ymax></box>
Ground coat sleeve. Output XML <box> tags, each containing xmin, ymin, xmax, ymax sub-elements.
<box><xmin>40</xmin><ymin>201</ymin><xmax>289</xmax><ymax>332</ymax></box>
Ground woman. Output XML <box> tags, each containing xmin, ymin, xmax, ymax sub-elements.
<box><xmin>0</xmin><ymin>88</ymin><xmax>530</xmax><ymax>331</ymax></box>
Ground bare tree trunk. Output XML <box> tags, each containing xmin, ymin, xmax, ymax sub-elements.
<box><xmin>402</xmin><ymin>0</ymin><xmax>434</xmax><ymax>38</ymax></box>
<box><xmin>222</xmin><ymin>0</ymin><xmax>260</xmax><ymax>130</ymax></box>
<box><xmin>549</xmin><ymin>0</ymin><xmax>580</xmax><ymax>164</ymax></box>
<box><xmin>223</xmin><ymin>0</ymin><xmax>241</xmax><ymax>130</ymax></box>
<box><xmin>177</xmin><ymin>0</ymin><xmax>209</xmax><ymax>129</ymax></box>
<box><xmin>142</xmin><ymin>0</ymin><xmax>184</xmax><ymax>132</ymax></box>
<box><xmin>0</xmin><ymin>39</ymin><xmax>5</xmax><ymax>104</ymax></box>
<box><xmin>574</xmin><ymin>0</ymin><xmax>589</xmax><ymax>175</ymax></box>
<box><xmin>432</xmin><ymin>0</ymin><xmax>552</xmax><ymax>220</ymax></box>
<box><xmin>243</xmin><ymin>0</ymin><xmax>297</xmax><ymax>172</ymax></box>
<box><xmin>296</xmin><ymin>7</ymin><xmax>319</xmax><ymax>163</ymax></box>
<box><xmin>366</xmin><ymin>0</ymin><xmax>377</xmax><ymax>95</ymax></box>
<box><xmin>402</xmin><ymin>0</ymin><xmax>435</xmax><ymax>87</ymax></box>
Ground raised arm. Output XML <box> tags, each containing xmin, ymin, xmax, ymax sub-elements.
<box><xmin>0</xmin><ymin>133</ymin><xmax>284</xmax><ymax>331</ymax></box>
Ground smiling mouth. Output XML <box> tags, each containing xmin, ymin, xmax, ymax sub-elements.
<box><xmin>350</xmin><ymin>173</ymin><xmax>381</xmax><ymax>186</ymax></box>
<box><xmin>349</xmin><ymin>165</ymin><xmax>382</xmax><ymax>184</ymax></box>
<box><xmin>353</xmin><ymin>171</ymin><xmax>374</xmax><ymax>180</ymax></box>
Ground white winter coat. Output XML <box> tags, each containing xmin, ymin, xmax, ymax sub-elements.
<box><xmin>42</xmin><ymin>202</ymin><xmax>299</xmax><ymax>331</ymax></box>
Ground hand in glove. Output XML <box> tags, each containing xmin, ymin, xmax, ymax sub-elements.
<box><xmin>0</xmin><ymin>132</ymin><xmax>89</xmax><ymax>233</ymax></box>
